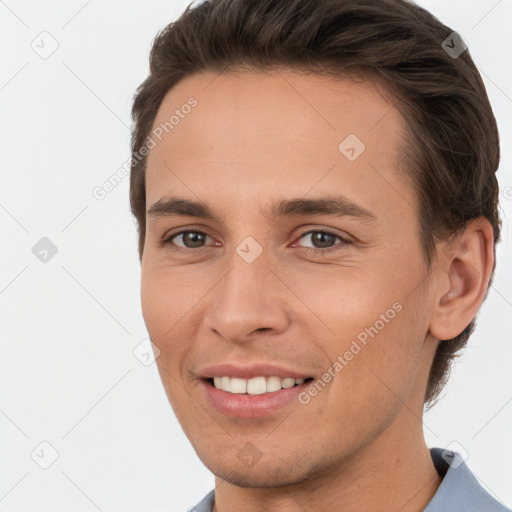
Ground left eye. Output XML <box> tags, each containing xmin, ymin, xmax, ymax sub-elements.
<box><xmin>161</xmin><ymin>229</ymin><xmax>352</xmax><ymax>253</ymax></box>
<box><xmin>294</xmin><ymin>229</ymin><xmax>351</xmax><ymax>251</ymax></box>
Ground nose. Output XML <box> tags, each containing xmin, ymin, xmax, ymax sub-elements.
<box><xmin>202</xmin><ymin>249</ymin><xmax>291</xmax><ymax>344</ymax></box>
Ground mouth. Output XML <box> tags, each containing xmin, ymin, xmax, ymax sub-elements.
<box><xmin>205</xmin><ymin>376</ymin><xmax>315</xmax><ymax>395</ymax></box>
<box><xmin>196</xmin><ymin>363</ymin><xmax>317</xmax><ymax>417</ymax></box>
<box><xmin>200</xmin><ymin>374</ymin><xmax>316</xmax><ymax>418</ymax></box>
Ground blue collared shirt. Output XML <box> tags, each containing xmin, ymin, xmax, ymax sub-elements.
<box><xmin>187</xmin><ymin>447</ymin><xmax>511</xmax><ymax>511</ymax></box>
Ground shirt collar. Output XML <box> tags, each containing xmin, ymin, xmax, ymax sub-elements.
<box><xmin>425</xmin><ymin>447</ymin><xmax>510</xmax><ymax>511</ymax></box>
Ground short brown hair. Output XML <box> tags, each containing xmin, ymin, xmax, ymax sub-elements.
<box><xmin>129</xmin><ymin>0</ymin><xmax>501</xmax><ymax>410</ymax></box>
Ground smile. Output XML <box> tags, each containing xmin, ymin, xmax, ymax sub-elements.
<box><xmin>201</xmin><ymin>376</ymin><xmax>315</xmax><ymax>418</ymax></box>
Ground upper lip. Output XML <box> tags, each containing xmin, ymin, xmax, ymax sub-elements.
<box><xmin>196</xmin><ymin>363</ymin><xmax>313</xmax><ymax>380</ymax></box>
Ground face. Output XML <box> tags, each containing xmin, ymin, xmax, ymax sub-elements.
<box><xmin>141</xmin><ymin>68</ymin><xmax>439</xmax><ymax>487</ymax></box>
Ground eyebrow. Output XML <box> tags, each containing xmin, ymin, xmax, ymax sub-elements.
<box><xmin>147</xmin><ymin>195</ymin><xmax>377</xmax><ymax>222</ymax></box>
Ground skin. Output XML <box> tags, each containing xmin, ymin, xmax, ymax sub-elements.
<box><xmin>140</xmin><ymin>68</ymin><xmax>495</xmax><ymax>512</ymax></box>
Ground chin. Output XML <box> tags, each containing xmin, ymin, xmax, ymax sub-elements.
<box><xmin>214</xmin><ymin>467</ymin><xmax>308</xmax><ymax>489</ymax></box>
<box><xmin>201</xmin><ymin>451</ymin><xmax>320</xmax><ymax>488</ymax></box>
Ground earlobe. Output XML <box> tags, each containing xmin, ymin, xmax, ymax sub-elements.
<box><xmin>429</xmin><ymin>217</ymin><xmax>495</xmax><ymax>341</ymax></box>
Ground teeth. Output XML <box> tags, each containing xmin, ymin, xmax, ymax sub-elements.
<box><xmin>281</xmin><ymin>377</ymin><xmax>296</xmax><ymax>389</ymax></box>
<box><xmin>221</xmin><ymin>376</ymin><xmax>230</xmax><ymax>392</ymax></box>
<box><xmin>230</xmin><ymin>377</ymin><xmax>247</xmax><ymax>394</ymax></box>
<box><xmin>211</xmin><ymin>376</ymin><xmax>308</xmax><ymax>394</ymax></box>
<box><xmin>266</xmin><ymin>376</ymin><xmax>282</xmax><ymax>392</ymax></box>
<box><xmin>247</xmin><ymin>376</ymin><xmax>266</xmax><ymax>395</ymax></box>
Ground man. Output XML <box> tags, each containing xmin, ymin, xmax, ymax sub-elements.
<box><xmin>129</xmin><ymin>0</ymin><xmax>510</xmax><ymax>510</ymax></box>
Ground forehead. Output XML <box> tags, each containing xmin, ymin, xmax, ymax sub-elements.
<box><xmin>145</xmin><ymin>68</ymin><xmax>408</xmax><ymax>217</ymax></box>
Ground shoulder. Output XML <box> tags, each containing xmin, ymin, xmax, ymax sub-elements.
<box><xmin>426</xmin><ymin>447</ymin><xmax>511</xmax><ymax>512</ymax></box>
<box><xmin>187</xmin><ymin>489</ymin><xmax>215</xmax><ymax>512</ymax></box>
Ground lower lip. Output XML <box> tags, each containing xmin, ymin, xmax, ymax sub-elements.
<box><xmin>201</xmin><ymin>379</ymin><xmax>311</xmax><ymax>418</ymax></box>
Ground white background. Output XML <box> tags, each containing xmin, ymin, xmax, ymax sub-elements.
<box><xmin>1</xmin><ymin>1</ymin><xmax>511</xmax><ymax>510</ymax></box>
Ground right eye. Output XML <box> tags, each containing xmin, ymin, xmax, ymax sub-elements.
<box><xmin>161</xmin><ymin>230</ymin><xmax>216</xmax><ymax>252</ymax></box>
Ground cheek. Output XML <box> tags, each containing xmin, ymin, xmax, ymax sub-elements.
<box><xmin>294</xmin><ymin>265</ymin><xmax>425</xmax><ymax>399</ymax></box>
<box><xmin>140</xmin><ymin>268</ymin><xmax>167</xmax><ymax>342</ymax></box>
<box><xmin>340</xmin><ymin>302</ymin><xmax>425</xmax><ymax>409</ymax></box>
<box><xmin>140</xmin><ymin>267</ymin><xmax>202</xmax><ymax>419</ymax></box>
<box><xmin>287</xmin><ymin>265</ymin><xmax>397</xmax><ymax>347</ymax></box>
<box><xmin>309</xmin><ymin>314</ymin><xmax>422</xmax><ymax>448</ymax></box>
<box><xmin>140</xmin><ymin>265</ymin><xmax>199</xmax><ymax>367</ymax></box>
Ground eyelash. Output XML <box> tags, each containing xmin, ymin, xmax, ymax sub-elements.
<box><xmin>160</xmin><ymin>228</ymin><xmax>353</xmax><ymax>255</ymax></box>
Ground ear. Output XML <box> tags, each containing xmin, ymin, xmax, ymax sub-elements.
<box><xmin>429</xmin><ymin>217</ymin><xmax>495</xmax><ymax>341</ymax></box>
